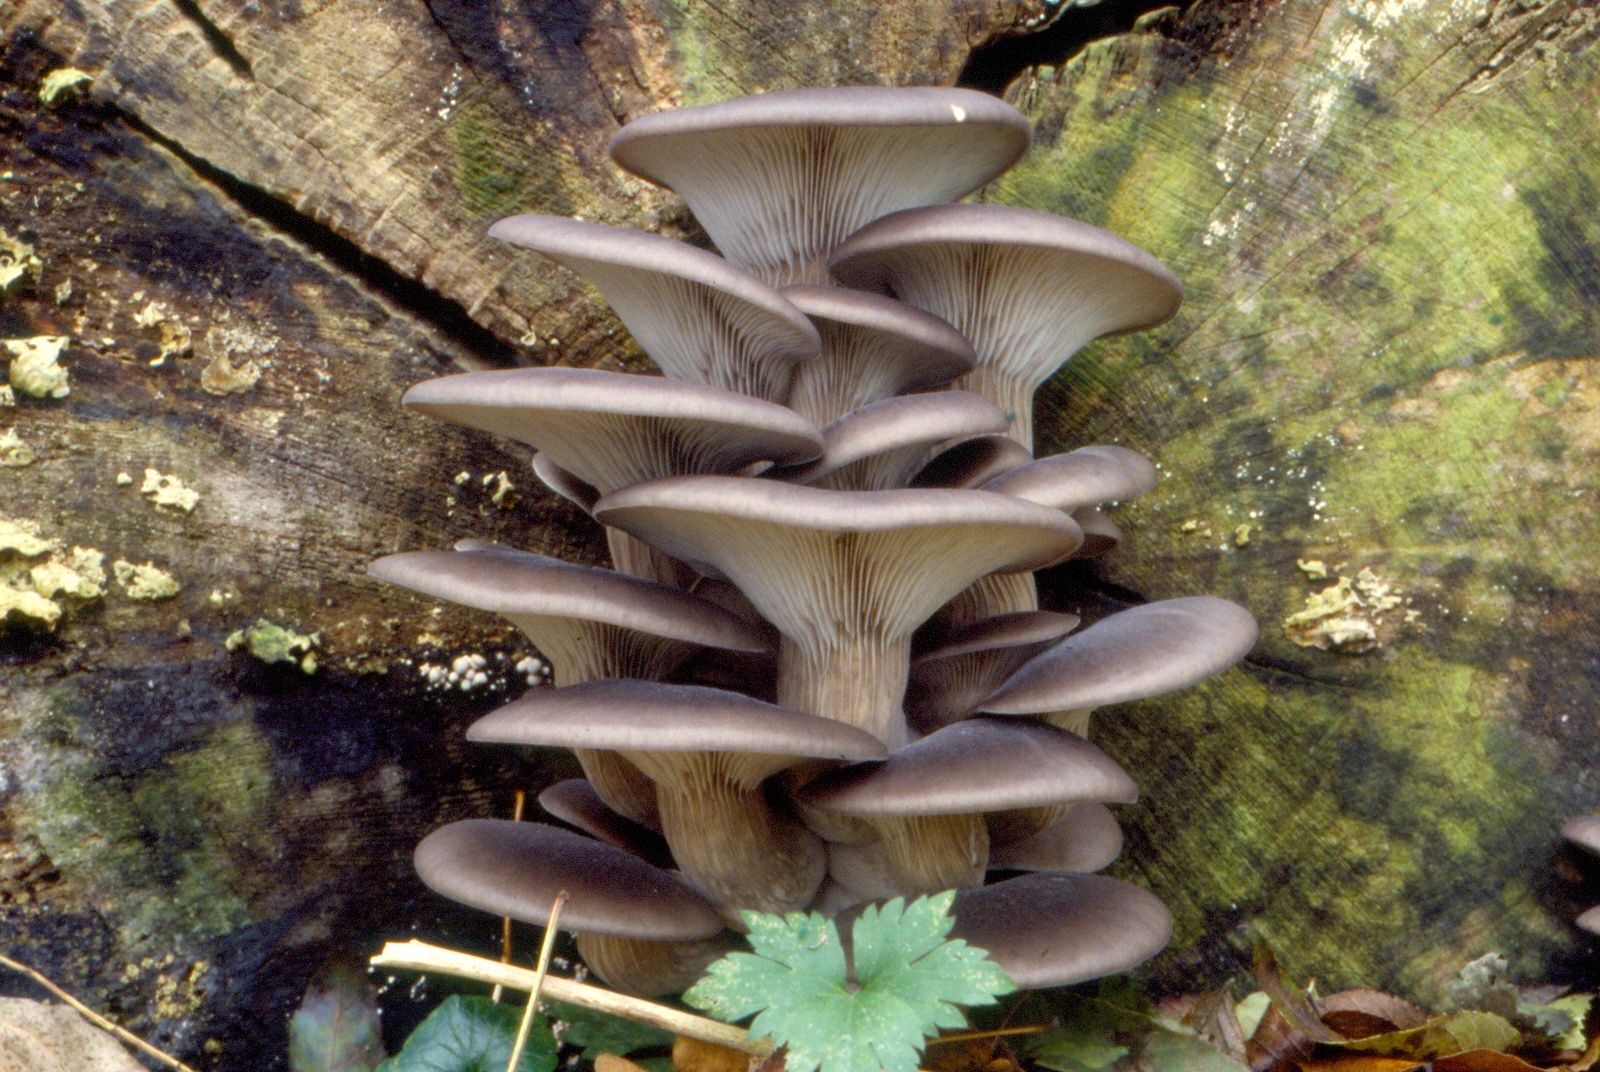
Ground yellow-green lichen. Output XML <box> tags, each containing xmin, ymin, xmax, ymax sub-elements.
<box><xmin>38</xmin><ymin>67</ymin><xmax>92</xmax><ymax>103</ymax></box>
<box><xmin>0</xmin><ymin>427</ymin><xmax>32</xmax><ymax>467</ymax></box>
<box><xmin>31</xmin><ymin>547</ymin><xmax>105</xmax><ymax>600</ymax></box>
<box><xmin>0</xmin><ymin>518</ymin><xmax>55</xmax><ymax>557</ymax></box>
<box><xmin>5</xmin><ymin>336</ymin><xmax>69</xmax><ymax>399</ymax></box>
<box><xmin>226</xmin><ymin>618</ymin><xmax>319</xmax><ymax>674</ymax></box>
<box><xmin>0</xmin><ymin>228</ymin><xmax>42</xmax><ymax>293</ymax></box>
<box><xmin>113</xmin><ymin>559</ymin><xmax>180</xmax><ymax>601</ymax></box>
<box><xmin>139</xmin><ymin>468</ymin><xmax>200</xmax><ymax>513</ymax></box>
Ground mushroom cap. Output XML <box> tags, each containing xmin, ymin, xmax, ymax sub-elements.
<box><xmin>1562</xmin><ymin>816</ymin><xmax>1600</xmax><ymax>856</ymax></box>
<box><xmin>781</xmin><ymin>286</ymin><xmax>976</xmax><ymax>423</ymax></box>
<box><xmin>414</xmin><ymin>819</ymin><xmax>725</xmax><ymax>939</ymax></box>
<box><xmin>469</xmin><ymin>679</ymin><xmax>887</xmax><ymax>762</ymax></box>
<box><xmin>367</xmin><ymin>547</ymin><xmax>769</xmax><ymax>653</ymax></box>
<box><xmin>594</xmin><ymin>476</ymin><xmax>1082</xmax><ymax>581</ymax></box>
<box><xmin>1578</xmin><ymin>905</ymin><xmax>1600</xmax><ymax>935</ymax></box>
<box><xmin>914</xmin><ymin>610</ymin><xmax>1080</xmax><ymax>663</ymax></box>
<box><xmin>607</xmin><ymin>88</ymin><xmax>1031</xmax><ymax>285</ymax></box>
<box><xmin>950</xmin><ymin>872</ymin><xmax>1172</xmax><ymax>988</ymax></box>
<box><xmin>830</xmin><ymin>204</ymin><xmax>1183</xmax><ymax>341</ymax></box>
<box><xmin>486</xmin><ymin>215</ymin><xmax>819</xmax><ymax>398</ymax></box>
<box><xmin>911</xmin><ymin>435</ymin><xmax>1034</xmax><ymax>489</ymax></box>
<box><xmin>795</xmin><ymin>717</ymin><xmax>1137</xmax><ymax>817</ymax></box>
<box><xmin>780</xmin><ymin>392</ymin><xmax>1009</xmax><ymax>490</ymax></box>
<box><xmin>1067</xmin><ymin>507</ymin><xmax>1122</xmax><ymax>559</ymax></box>
<box><xmin>538</xmin><ymin>779</ymin><xmax>675</xmax><ymax>870</ymax></box>
<box><xmin>533</xmin><ymin>452</ymin><xmax>601</xmax><ymax>512</ymax></box>
<box><xmin>988</xmin><ymin>803</ymin><xmax>1123</xmax><ymax>874</ymax></box>
<box><xmin>980</xmin><ymin>597</ymin><xmax>1259</xmax><ymax>715</ymax></box>
<box><xmin>982</xmin><ymin>446</ymin><xmax>1158</xmax><ymax>511</ymax></box>
<box><xmin>402</xmin><ymin>368</ymin><xmax>824</xmax><ymax>494</ymax></box>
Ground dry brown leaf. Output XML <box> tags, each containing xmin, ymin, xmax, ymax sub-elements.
<box><xmin>1319</xmin><ymin>991</ymin><xmax>1432</xmax><ymax>1036</ymax></box>
<box><xmin>1189</xmin><ymin>988</ymin><xmax>1250</xmax><ymax>1063</ymax></box>
<box><xmin>597</xmin><ymin>1055</ymin><xmax>654</xmax><ymax>1072</ymax></box>
<box><xmin>1573</xmin><ymin>1035</ymin><xmax>1600</xmax><ymax>1071</ymax></box>
<box><xmin>1286</xmin><ymin>1055</ymin><xmax>1420</xmax><ymax>1072</ymax></box>
<box><xmin>1255</xmin><ymin>945</ymin><xmax>1343</xmax><ymax>1045</ymax></box>
<box><xmin>1248</xmin><ymin>1003</ymin><xmax>1316</xmax><ymax>1072</ymax></box>
<box><xmin>1429</xmin><ymin>1050</ymin><xmax>1551</xmax><ymax>1071</ymax></box>
<box><xmin>671</xmin><ymin>1036</ymin><xmax>757</xmax><ymax>1072</ymax></box>
<box><xmin>1156</xmin><ymin>994</ymin><xmax>1201</xmax><ymax>1022</ymax></box>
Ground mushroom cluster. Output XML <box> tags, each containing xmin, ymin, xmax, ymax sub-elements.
<box><xmin>373</xmin><ymin>87</ymin><xmax>1259</xmax><ymax>998</ymax></box>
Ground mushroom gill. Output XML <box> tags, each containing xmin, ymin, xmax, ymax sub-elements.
<box><xmin>380</xmin><ymin>85</ymin><xmax>1260</xmax><ymax>997</ymax></box>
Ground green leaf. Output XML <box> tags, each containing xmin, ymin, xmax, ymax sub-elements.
<box><xmin>546</xmin><ymin>1001</ymin><xmax>674</xmax><ymax>1059</ymax></box>
<box><xmin>1332</xmin><ymin>1011</ymin><xmax>1522</xmax><ymax>1061</ymax></box>
<box><xmin>1545</xmin><ymin>993</ymin><xmax>1592</xmax><ymax>1051</ymax></box>
<box><xmin>383</xmin><ymin>995</ymin><xmax>557</xmax><ymax>1072</ymax></box>
<box><xmin>684</xmin><ymin>892</ymin><xmax>1014</xmax><ymax>1072</ymax></box>
<box><xmin>1139</xmin><ymin>1031</ymin><xmax>1250</xmax><ymax>1072</ymax></box>
<box><xmin>288</xmin><ymin>964</ymin><xmax>386</xmax><ymax>1072</ymax></box>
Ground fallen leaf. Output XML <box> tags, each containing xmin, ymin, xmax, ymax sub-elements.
<box><xmin>671</xmin><ymin>1037</ymin><xmax>751</xmax><ymax>1072</ymax></box>
<box><xmin>1246</xmin><ymin>1002</ymin><xmax>1315</xmax><ymax>1071</ymax></box>
<box><xmin>1429</xmin><ymin>1050</ymin><xmax>1550</xmax><ymax>1071</ymax></box>
<box><xmin>1187</xmin><ymin>989</ymin><xmax>1249</xmax><ymax>1063</ymax></box>
<box><xmin>1254</xmin><ymin>944</ymin><xmax>1343</xmax><ymax>1044</ymax></box>
<box><xmin>1329</xmin><ymin>1012</ymin><xmax>1521</xmax><ymax>1062</ymax></box>
<box><xmin>1287</xmin><ymin>1055</ymin><xmax>1419</xmax><ymax>1071</ymax></box>
<box><xmin>1319</xmin><ymin>991</ymin><xmax>1431</xmax><ymax>1036</ymax></box>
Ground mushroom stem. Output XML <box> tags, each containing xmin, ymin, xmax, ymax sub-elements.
<box><xmin>606</xmin><ymin>527</ymin><xmax>697</xmax><ymax>589</ymax></box>
<box><xmin>627</xmin><ymin>756</ymin><xmax>827</xmax><ymax>916</ymax></box>
<box><xmin>938</xmin><ymin>572</ymin><xmax>1038</xmax><ymax>631</ymax></box>
<box><xmin>574</xmin><ymin>932</ymin><xmax>738</xmax><ymax>998</ymax></box>
<box><xmin>1042</xmin><ymin>709</ymin><xmax>1094</xmax><ymax>737</ymax></box>
<box><xmin>869</xmin><ymin>813</ymin><xmax>990</xmax><ymax>896</ymax></box>
<box><xmin>953</xmin><ymin>363</ymin><xmax>1034</xmax><ymax>448</ymax></box>
<box><xmin>777</xmin><ymin>633</ymin><xmax>911</xmax><ymax>748</ymax></box>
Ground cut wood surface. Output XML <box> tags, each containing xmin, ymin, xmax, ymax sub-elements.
<box><xmin>0</xmin><ymin>0</ymin><xmax>1597</xmax><ymax>1067</ymax></box>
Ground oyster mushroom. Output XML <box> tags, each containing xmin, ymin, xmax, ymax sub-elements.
<box><xmin>775</xmin><ymin>392</ymin><xmax>1009</xmax><ymax>491</ymax></box>
<box><xmin>780</xmin><ymin>285</ymin><xmax>975</xmax><ymax>425</ymax></box>
<box><xmin>369</xmin><ymin>547</ymin><xmax>769</xmax><ymax>826</ymax></box>
<box><xmin>830</xmin><ymin>204</ymin><xmax>1183</xmax><ymax>449</ymax></box>
<box><xmin>905</xmin><ymin>611</ymin><xmax>1079</xmax><ymax>736</ymax></box>
<box><xmin>594</xmin><ymin>477</ymin><xmax>1082</xmax><ymax>748</ymax></box>
<box><xmin>1560</xmin><ymin>817</ymin><xmax>1600</xmax><ymax>934</ymax></box>
<box><xmin>469</xmin><ymin>679</ymin><xmax>886</xmax><ymax>915</ymax></box>
<box><xmin>608</xmin><ymin>87</ymin><xmax>1032</xmax><ymax>286</ymax></box>
<box><xmin>487</xmin><ymin>215</ymin><xmax>820</xmax><ymax>401</ymax></box>
<box><xmin>795</xmin><ymin>717</ymin><xmax>1138</xmax><ymax>896</ymax></box>
<box><xmin>911</xmin><ymin>434</ymin><xmax>1033</xmax><ymax>490</ymax></box>
<box><xmin>979</xmin><ymin>596</ymin><xmax>1260</xmax><ymax>736</ymax></box>
<box><xmin>538</xmin><ymin>779</ymin><xmax>674</xmax><ymax>870</ymax></box>
<box><xmin>414</xmin><ymin>819</ymin><xmax>735</xmax><ymax>996</ymax></box>
<box><xmin>988</xmin><ymin>803</ymin><xmax>1124</xmax><ymax>875</ymax></box>
<box><xmin>403</xmin><ymin>367</ymin><xmax>824</xmax><ymax>586</ymax></box>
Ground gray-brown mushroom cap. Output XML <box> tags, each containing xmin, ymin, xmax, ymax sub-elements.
<box><xmin>414</xmin><ymin>819</ymin><xmax>724</xmax><ymax>940</ymax></box>
<box><xmin>533</xmin><ymin>452</ymin><xmax>602</xmax><ymax>513</ymax></box>
<box><xmin>781</xmin><ymin>286</ymin><xmax>976</xmax><ymax>424</ymax></box>
<box><xmin>950</xmin><ymin>872</ymin><xmax>1172</xmax><ymax>988</ymax></box>
<box><xmin>1578</xmin><ymin>905</ymin><xmax>1600</xmax><ymax>935</ymax></box>
<box><xmin>1563</xmin><ymin>816</ymin><xmax>1600</xmax><ymax>856</ymax></box>
<box><xmin>988</xmin><ymin>803</ymin><xmax>1123</xmax><ymax>874</ymax></box>
<box><xmin>487</xmin><ymin>215</ymin><xmax>819</xmax><ymax>399</ymax></box>
<box><xmin>469</xmin><ymin>679</ymin><xmax>887</xmax><ymax>762</ymax></box>
<box><xmin>403</xmin><ymin>368</ymin><xmax>825</xmax><ymax>494</ymax></box>
<box><xmin>796</xmin><ymin>717</ymin><xmax>1138</xmax><ymax>817</ymax></box>
<box><xmin>367</xmin><ymin>547</ymin><xmax>768</xmax><ymax>653</ymax></box>
<box><xmin>914</xmin><ymin>611</ymin><xmax>1080</xmax><ymax>663</ymax></box>
<box><xmin>982</xmin><ymin>446</ymin><xmax>1158</xmax><ymax>512</ymax></box>
<box><xmin>911</xmin><ymin>435</ymin><xmax>1034</xmax><ymax>489</ymax></box>
<box><xmin>780</xmin><ymin>392</ymin><xmax>1009</xmax><ymax>490</ymax></box>
<box><xmin>607</xmin><ymin>88</ymin><xmax>1032</xmax><ymax>286</ymax></box>
<box><xmin>980</xmin><ymin>597</ymin><xmax>1259</xmax><ymax>715</ymax></box>
<box><xmin>830</xmin><ymin>204</ymin><xmax>1183</xmax><ymax>446</ymax></box>
<box><xmin>538</xmin><ymin>779</ymin><xmax>675</xmax><ymax>870</ymax></box>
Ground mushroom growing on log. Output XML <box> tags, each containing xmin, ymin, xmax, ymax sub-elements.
<box><xmin>376</xmin><ymin>85</ymin><xmax>1257</xmax><ymax>996</ymax></box>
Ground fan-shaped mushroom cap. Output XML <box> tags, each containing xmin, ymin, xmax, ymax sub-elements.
<box><xmin>950</xmin><ymin>872</ymin><xmax>1172</xmax><ymax>988</ymax></box>
<box><xmin>404</xmin><ymin>368</ymin><xmax>824</xmax><ymax>494</ymax></box>
<box><xmin>474</xmin><ymin>680</ymin><xmax>885</xmax><ymax>915</ymax></box>
<box><xmin>594</xmin><ymin>477</ymin><xmax>1082</xmax><ymax>747</ymax></box>
<box><xmin>370</xmin><ymin>547</ymin><xmax>769</xmax><ymax>827</ymax></box>
<box><xmin>906</xmin><ymin>611</ymin><xmax>1080</xmax><ymax>735</ymax></box>
<box><xmin>487</xmin><ymin>215</ymin><xmax>820</xmax><ymax>400</ymax></box>
<box><xmin>795</xmin><ymin>718</ymin><xmax>1137</xmax><ymax>896</ymax></box>
<box><xmin>1068</xmin><ymin>507</ymin><xmax>1122</xmax><ymax>560</ymax></box>
<box><xmin>414</xmin><ymin>819</ymin><xmax>724</xmax><ymax>940</ymax></box>
<box><xmin>799</xmin><ymin>718</ymin><xmax>1138</xmax><ymax>817</ymax></box>
<box><xmin>780</xmin><ymin>286</ymin><xmax>976</xmax><ymax>425</ymax></box>
<box><xmin>912</xmin><ymin>435</ymin><xmax>1033</xmax><ymax>489</ymax></box>
<box><xmin>780</xmin><ymin>392</ymin><xmax>1009</xmax><ymax>491</ymax></box>
<box><xmin>538</xmin><ymin>779</ymin><xmax>674</xmax><ymax>870</ymax></box>
<box><xmin>982</xmin><ymin>446</ymin><xmax>1158</xmax><ymax>512</ymax></box>
<box><xmin>980</xmin><ymin>597</ymin><xmax>1259</xmax><ymax>716</ymax></box>
<box><xmin>988</xmin><ymin>803</ymin><xmax>1123</xmax><ymax>874</ymax></box>
<box><xmin>574</xmin><ymin>933</ymin><xmax>739</xmax><ymax>998</ymax></box>
<box><xmin>1562</xmin><ymin>816</ymin><xmax>1600</xmax><ymax>856</ymax></box>
<box><xmin>608</xmin><ymin>88</ymin><xmax>1032</xmax><ymax>286</ymax></box>
<box><xmin>830</xmin><ymin>204</ymin><xmax>1183</xmax><ymax>446</ymax></box>
<box><xmin>533</xmin><ymin>452</ymin><xmax>601</xmax><ymax>512</ymax></box>
<box><xmin>1577</xmin><ymin>906</ymin><xmax>1600</xmax><ymax>935</ymax></box>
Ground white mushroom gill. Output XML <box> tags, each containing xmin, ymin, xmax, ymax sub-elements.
<box><xmin>376</xmin><ymin>85</ymin><xmax>1260</xmax><ymax>997</ymax></box>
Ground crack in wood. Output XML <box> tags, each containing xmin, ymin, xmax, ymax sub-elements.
<box><xmin>168</xmin><ymin>0</ymin><xmax>254</xmax><ymax>79</ymax></box>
